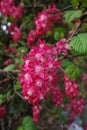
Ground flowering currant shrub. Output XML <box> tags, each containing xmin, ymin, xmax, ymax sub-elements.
<box><xmin>0</xmin><ymin>0</ymin><xmax>87</xmax><ymax>129</ymax></box>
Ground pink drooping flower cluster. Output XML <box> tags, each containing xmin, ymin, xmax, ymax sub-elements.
<box><xmin>0</xmin><ymin>0</ymin><xmax>22</xmax><ymax>19</ymax></box>
<box><xmin>0</xmin><ymin>106</ymin><xmax>6</xmax><ymax>118</ymax></box>
<box><xmin>35</xmin><ymin>5</ymin><xmax>63</xmax><ymax>36</ymax></box>
<box><xmin>19</xmin><ymin>38</ymin><xmax>85</xmax><ymax>122</ymax></box>
<box><xmin>32</xmin><ymin>105</ymin><xmax>42</xmax><ymax>122</ymax></box>
<box><xmin>27</xmin><ymin>5</ymin><xmax>63</xmax><ymax>47</ymax></box>
<box><xmin>4</xmin><ymin>45</ymin><xmax>17</xmax><ymax>55</ymax></box>
<box><xmin>27</xmin><ymin>30</ymin><xmax>36</xmax><ymax>47</ymax></box>
<box><xmin>8</xmin><ymin>22</ymin><xmax>22</xmax><ymax>42</ymax></box>
<box><xmin>64</xmin><ymin>75</ymin><xmax>80</xmax><ymax>98</ymax></box>
<box><xmin>56</xmin><ymin>39</ymin><xmax>68</xmax><ymax>55</ymax></box>
<box><xmin>0</xmin><ymin>0</ymin><xmax>23</xmax><ymax>42</ymax></box>
<box><xmin>70</xmin><ymin>98</ymin><xmax>84</xmax><ymax>117</ymax></box>
<box><xmin>19</xmin><ymin>39</ymin><xmax>63</xmax><ymax>122</ymax></box>
<box><xmin>51</xmin><ymin>87</ymin><xmax>63</xmax><ymax>106</ymax></box>
<box><xmin>11</xmin><ymin>27</ymin><xmax>22</xmax><ymax>42</ymax></box>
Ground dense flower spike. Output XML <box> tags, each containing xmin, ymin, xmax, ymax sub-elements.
<box><xmin>69</xmin><ymin>98</ymin><xmax>84</xmax><ymax>117</ymax></box>
<box><xmin>0</xmin><ymin>0</ymin><xmax>87</xmax><ymax>127</ymax></box>
<box><xmin>51</xmin><ymin>87</ymin><xmax>63</xmax><ymax>106</ymax></box>
<box><xmin>47</xmin><ymin>4</ymin><xmax>63</xmax><ymax>22</ymax></box>
<box><xmin>7</xmin><ymin>22</ymin><xmax>22</xmax><ymax>42</ymax></box>
<box><xmin>56</xmin><ymin>39</ymin><xmax>68</xmax><ymax>55</ymax></box>
<box><xmin>0</xmin><ymin>106</ymin><xmax>6</xmax><ymax>118</ymax></box>
<box><xmin>34</xmin><ymin>4</ymin><xmax>63</xmax><ymax>36</ymax></box>
<box><xmin>0</xmin><ymin>0</ymin><xmax>22</xmax><ymax>19</ymax></box>
<box><xmin>35</xmin><ymin>10</ymin><xmax>51</xmax><ymax>36</ymax></box>
<box><xmin>32</xmin><ymin>105</ymin><xmax>42</xmax><ymax>122</ymax></box>
<box><xmin>27</xmin><ymin>30</ymin><xmax>36</xmax><ymax>47</ymax></box>
<box><xmin>64</xmin><ymin>75</ymin><xmax>80</xmax><ymax>98</ymax></box>
<box><xmin>19</xmin><ymin>39</ymin><xmax>61</xmax><ymax>121</ymax></box>
<box><xmin>11</xmin><ymin>27</ymin><xmax>22</xmax><ymax>42</ymax></box>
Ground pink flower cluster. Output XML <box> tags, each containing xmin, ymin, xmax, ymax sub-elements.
<box><xmin>51</xmin><ymin>87</ymin><xmax>63</xmax><ymax>106</ymax></box>
<box><xmin>19</xmin><ymin>39</ymin><xmax>62</xmax><ymax>122</ymax></box>
<box><xmin>19</xmin><ymin>38</ymin><xmax>85</xmax><ymax>122</ymax></box>
<box><xmin>27</xmin><ymin>5</ymin><xmax>63</xmax><ymax>47</ymax></box>
<box><xmin>0</xmin><ymin>0</ymin><xmax>22</xmax><ymax>19</ymax></box>
<box><xmin>11</xmin><ymin>27</ymin><xmax>22</xmax><ymax>42</ymax></box>
<box><xmin>64</xmin><ymin>75</ymin><xmax>80</xmax><ymax>98</ymax></box>
<box><xmin>27</xmin><ymin>30</ymin><xmax>36</xmax><ymax>47</ymax></box>
<box><xmin>70</xmin><ymin>98</ymin><xmax>84</xmax><ymax>117</ymax></box>
<box><xmin>8</xmin><ymin>22</ymin><xmax>22</xmax><ymax>42</ymax></box>
<box><xmin>56</xmin><ymin>39</ymin><xmax>68</xmax><ymax>55</ymax></box>
<box><xmin>35</xmin><ymin>5</ymin><xmax>63</xmax><ymax>36</ymax></box>
<box><xmin>0</xmin><ymin>106</ymin><xmax>6</xmax><ymax>118</ymax></box>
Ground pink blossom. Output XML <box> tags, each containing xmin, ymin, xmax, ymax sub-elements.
<box><xmin>56</xmin><ymin>39</ymin><xmax>68</xmax><ymax>55</ymax></box>
<box><xmin>27</xmin><ymin>30</ymin><xmax>36</xmax><ymax>47</ymax></box>
<box><xmin>69</xmin><ymin>98</ymin><xmax>84</xmax><ymax>117</ymax></box>
<box><xmin>0</xmin><ymin>0</ymin><xmax>22</xmax><ymax>19</ymax></box>
<box><xmin>11</xmin><ymin>27</ymin><xmax>22</xmax><ymax>42</ymax></box>
<box><xmin>64</xmin><ymin>75</ymin><xmax>80</xmax><ymax>98</ymax></box>
<box><xmin>19</xmin><ymin>39</ymin><xmax>61</xmax><ymax>122</ymax></box>
<box><xmin>51</xmin><ymin>87</ymin><xmax>63</xmax><ymax>106</ymax></box>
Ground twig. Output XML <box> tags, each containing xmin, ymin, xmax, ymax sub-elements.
<box><xmin>0</xmin><ymin>119</ymin><xmax>5</xmax><ymax>130</ymax></box>
<box><xmin>14</xmin><ymin>90</ymin><xmax>24</xmax><ymax>100</ymax></box>
<box><xmin>0</xmin><ymin>78</ymin><xmax>10</xmax><ymax>84</ymax></box>
<box><xmin>58</xmin><ymin>53</ymin><xmax>87</xmax><ymax>61</ymax></box>
<box><xmin>61</xmin><ymin>5</ymin><xmax>72</xmax><ymax>11</ymax></box>
<box><xmin>67</xmin><ymin>20</ymin><xmax>81</xmax><ymax>43</ymax></box>
<box><xmin>0</xmin><ymin>69</ymin><xmax>20</xmax><ymax>74</ymax></box>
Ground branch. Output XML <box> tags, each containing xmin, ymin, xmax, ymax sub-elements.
<box><xmin>14</xmin><ymin>90</ymin><xmax>24</xmax><ymax>100</ymax></box>
<box><xmin>67</xmin><ymin>20</ymin><xmax>81</xmax><ymax>43</ymax></box>
<box><xmin>0</xmin><ymin>78</ymin><xmax>10</xmax><ymax>84</ymax></box>
<box><xmin>58</xmin><ymin>53</ymin><xmax>87</xmax><ymax>61</ymax></box>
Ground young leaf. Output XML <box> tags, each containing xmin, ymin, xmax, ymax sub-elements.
<box><xmin>65</xmin><ymin>64</ymin><xmax>82</xmax><ymax>79</ymax></box>
<box><xmin>4</xmin><ymin>64</ymin><xmax>15</xmax><ymax>71</ymax></box>
<box><xmin>65</xmin><ymin>10</ymin><xmax>82</xmax><ymax>23</ymax></box>
<box><xmin>70</xmin><ymin>33</ymin><xmax>87</xmax><ymax>53</ymax></box>
<box><xmin>71</xmin><ymin>0</ymin><xmax>79</xmax><ymax>7</ymax></box>
<box><xmin>17</xmin><ymin>126</ymin><xmax>23</xmax><ymax>130</ymax></box>
<box><xmin>23</xmin><ymin>116</ymin><xmax>37</xmax><ymax>130</ymax></box>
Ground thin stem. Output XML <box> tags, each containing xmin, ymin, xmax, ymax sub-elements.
<box><xmin>14</xmin><ymin>90</ymin><xmax>24</xmax><ymax>100</ymax></box>
<box><xmin>0</xmin><ymin>69</ymin><xmax>20</xmax><ymax>74</ymax></box>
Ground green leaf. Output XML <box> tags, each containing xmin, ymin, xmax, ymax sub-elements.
<box><xmin>17</xmin><ymin>126</ymin><xmax>23</xmax><ymax>130</ymax></box>
<box><xmin>0</xmin><ymin>94</ymin><xmax>4</xmax><ymax>105</ymax></box>
<box><xmin>70</xmin><ymin>33</ymin><xmax>87</xmax><ymax>53</ymax></box>
<box><xmin>14</xmin><ymin>81</ymin><xmax>21</xmax><ymax>91</ymax></box>
<box><xmin>54</xmin><ymin>32</ymin><xmax>60</xmax><ymax>40</ymax></box>
<box><xmin>62</xmin><ymin>60</ymin><xmax>73</xmax><ymax>68</ymax></box>
<box><xmin>4</xmin><ymin>64</ymin><xmax>15</xmax><ymax>71</ymax></box>
<box><xmin>71</xmin><ymin>0</ymin><xmax>79</xmax><ymax>7</ymax></box>
<box><xmin>65</xmin><ymin>10</ymin><xmax>82</xmax><ymax>23</ymax></box>
<box><xmin>65</xmin><ymin>64</ymin><xmax>82</xmax><ymax>79</ymax></box>
<box><xmin>80</xmin><ymin>0</ymin><xmax>87</xmax><ymax>7</ymax></box>
<box><xmin>23</xmin><ymin>116</ymin><xmax>37</xmax><ymax>130</ymax></box>
<box><xmin>54</xmin><ymin>27</ymin><xmax>67</xmax><ymax>40</ymax></box>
